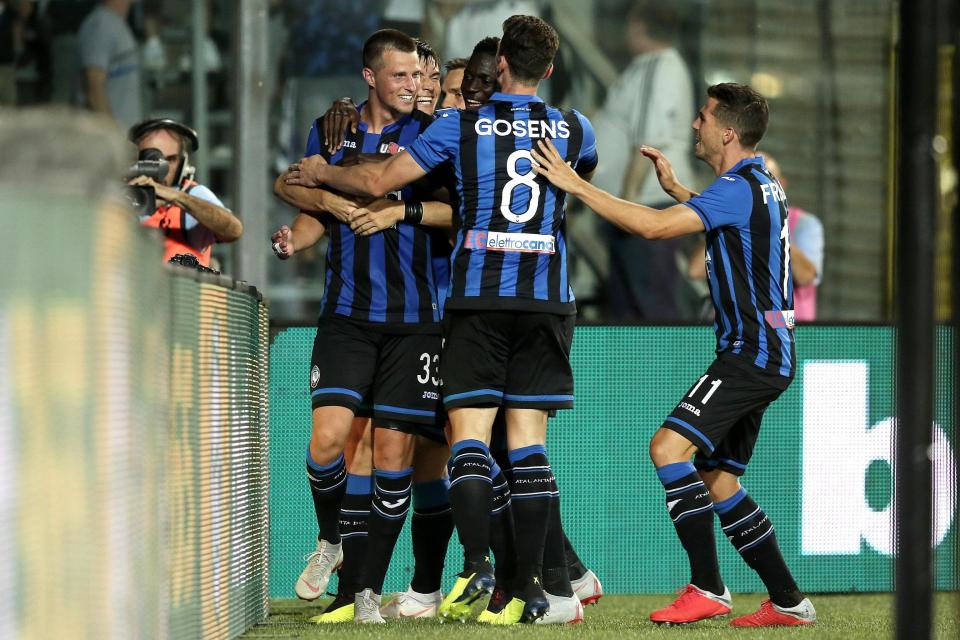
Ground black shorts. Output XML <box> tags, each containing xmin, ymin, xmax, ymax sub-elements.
<box><xmin>441</xmin><ymin>310</ymin><xmax>575</xmax><ymax>411</ymax></box>
<box><xmin>309</xmin><ymin>317</ymin><xmax>443</xmax><ymax>429</ymax></box>
<box><xmin>662</xmin><ymin>354</ymin><xmax>790</xmax><ymax>476</ymax></box>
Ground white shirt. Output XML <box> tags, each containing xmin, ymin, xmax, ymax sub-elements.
<box><xmin>591</xmin><ymin>47</ymin><xmax>694</xmax><ymax>204</ymax></box>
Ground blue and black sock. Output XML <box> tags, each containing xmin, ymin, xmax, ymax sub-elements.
<box><xmin>508</xmin><ymin>444</ymin><xmax>556</xmax><ymax>587</ymax></box>
<box><xmin>364</xmin><ymin>467</ymin><xmax>413</xmax><ymax>594</ymax></box>
<box><xmin>410</xmin><ymin>478</ymin><xmax>454</xmax><ymax>594</ymax></box>
<box><xmin>448</xmin><ymin>439</ymin><xmax>493</xmax><ymax>573</ymax></box>
<box><xmin>715</xmin><ymin>488</ymin><xmax>802</xmax><ymax>607</ymax></box>
<box><xmin>306</xmin><ymin>450</ymin><xmax>347</xmax><ymax>544</ymax></box>
<box><xmin>656</xmin><ymin>461</ymin><xmax>722</xmax><ymax>595</ymax></box>
<box><xmin>337</xmin><ymin>473</ymin><xmax>371</xmax><ymax>595</ymax></box>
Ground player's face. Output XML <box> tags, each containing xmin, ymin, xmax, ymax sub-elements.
<box><xmin>692</xmin><ymin>97</ymin><xmax>726</xmax><ymax>162</ymax></box>
<box><xmin>138</xmin><ymin>129</ymin><xmax>181</xmax><ymax>186</ymax></box>
<box><xmin>370</xmin><ymin>49</ymin><xmax>421</xmax><ymax>116</ymax></box>
<box><xmin>440</xmin><ymin>67</ymin><xmax>465</xmax><ymax>110</ymax></box>
<box><xmin>416</xmin><ymin>55</ymin><xmax>442</xmax><ymax>116</ymax></box>
<box><xmin>461</xmin><ymin>54</ymin><xmax>498</xmax><ymax>110</ymax></box>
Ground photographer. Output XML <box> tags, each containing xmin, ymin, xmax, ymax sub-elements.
<box><xmin>129</xmin><ymin>118</ymin><xmax>242</xmax><ymax>266</ymax></box>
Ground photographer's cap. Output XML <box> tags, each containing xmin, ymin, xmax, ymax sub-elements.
<box><xmin>129</xmin><ymin>118</ymin><xmax>199</xmax><ymax>152</ymax></box>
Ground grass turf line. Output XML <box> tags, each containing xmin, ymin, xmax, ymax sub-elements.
<box><xmin>239</xmin><ymin>593</ymin><xmax>960</xmax><ymax>639</ymax></box>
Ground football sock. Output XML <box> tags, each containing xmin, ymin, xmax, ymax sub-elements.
<box><xmin>448</xmin><ymin>439</ymin><xmax>493</xmax><ymax>572</ymax></box>
<box><xmin>563</xmin><ymin>533</ymin><xmax>588</xmax><ymax>581</ymax></box>
<box><xmin>306</xmin><ymin>450</ymin><xmax>347</xmax><ymax>544</ymax></box>
<box><xmin>656</xmin><ymin>461</ymin><xmax>723</xmax><ymax>595</ymax></box>
<box><xmin>364</xmin><ymin>467</ymin><xmax>413</xmax><ymax>594</ymax></box>
<box><xmin>410</xmin><ymin>478</ymin><xmax>454</xmax><ymax>594</ymax></box>
<box><xmin>508</xmin><ymin>445</ymin><xmax>555</xmax><ymax>586</ymax></box>
<box><xmin>488</xmin><ymin>457</ymin><xmax>517</xmax><ymax>590</ymax></box>
<box><xmin>542</xmin><ymin>474</ymin><xmax>573</xmax><ymax>597</ymax></box>
<box><xmin>337</xmin><ymin>473</ymin><xmax>371</xmax><ymax>595</ymax></box>
<box><xmin>714</xmin><ymin>488</ymin><xmax>802</xmax><ymax>607</ymax></box>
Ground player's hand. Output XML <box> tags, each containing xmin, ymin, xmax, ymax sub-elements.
<box><xmin>349</xmin><ymin>198</ymin><xmax>404</xmax><ymax>236</ymax></box>
<box><xmin>323</xmin><ymin>191</ymin><xmax>364</xmax><ymax>224</ymax></box>
<box><xmin>530</xmin><ymin>139</ymin><xmax>583</xmax><ymax>195</ymax></box>
<box><xmin>640</xmin><ymin>145</ymin><xmax>681</xmax><ymax>196</ymax></box>
<box><xmin>285</xmin><ymin>154</ymin><xmax>328</xmax><ymax>187</ymax></box>
<box><xmin>271</xmin><ymin>224</ymin><xmax>296</xmax><ymax>259</ymax></box>
<box><xmin>323</xmin><ymin>98</ymin><xmax>361</xmax><ymax>155</ymax></box>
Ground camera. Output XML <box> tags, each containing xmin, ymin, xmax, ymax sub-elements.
<box><xmin>124</xmin><ymin>148</ymin><xmax>169</xmax><ymax>216</ymax></box>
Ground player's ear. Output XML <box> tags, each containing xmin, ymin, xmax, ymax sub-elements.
<box><xmin>542</xmin><ymin>63</ymin><xmax>554</xmax><ymax>80</ymax></box>
<box><xmin>362</xmin><ymin>66</ymin><xmax>376</xmax><ymax>89</ymax></box>
<box><xmin>496</xmin><ymin>55</ymin><xmax>508</xmax><ymax>77</ymax></box>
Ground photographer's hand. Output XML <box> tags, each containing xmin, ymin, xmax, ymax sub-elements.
<box><xmin>128</xmin><ymin>175</ymin><xmax>177</xmax><ymax>204</ymax></box>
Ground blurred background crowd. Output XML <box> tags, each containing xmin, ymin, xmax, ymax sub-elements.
<box><xmin>2</xmin><ymin>0</ymin><xmax>952</xmax><ymax>325</ymax></box>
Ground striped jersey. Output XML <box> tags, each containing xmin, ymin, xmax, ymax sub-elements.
<box><xmin>407</xmin><ymin>92</ymin><xmax>598</xmax><ymax>315</ymax></box>
<box><xmin>305</xmin><ymin>107</ymin><xmax>445</xmax><ymax>331</ymax></box>
<box><xmin>683</xmin><ymin>156</ymin><xmax>796</xmax><ymax>382</ymax></box>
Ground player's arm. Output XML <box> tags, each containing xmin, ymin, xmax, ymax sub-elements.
<box><xmin>791</xmin><ymin>246</ymin><xmax>817</xmax><ymax>286</ymax></box>
<box><xmin>285</xmin><ymin>151</ymin><xmax>428</xmax><ymax>200</ymax></box>
<box><xmin>349</xmin><ymin>198</ymin><xmax>453</xmax><ymax>236</ymax></box>
<box><xmin>532</xmin><ymin>139</ymin><xmax>703</xmax><ymax>240</ymax></box>
<box><xmin>271</xmin><ymin>212</ymin><xmax>327</xmax><ymax>259</ymax></box>
<box><xmin>272</xmin><ymin>174</ymin><xmax>366</xmax><ymax>224</ymax></box>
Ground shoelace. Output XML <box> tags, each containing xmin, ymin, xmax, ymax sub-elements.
<box><xmin>666</xmin><ymin>586</ymin><xmax>700</xmax><ymax>609</ymax></box>
<box><xmin>747</xmin><ymin>600</ymin><xmax>778</xmax><ymax>622</ymax></box>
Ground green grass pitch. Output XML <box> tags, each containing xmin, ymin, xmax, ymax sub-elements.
<box><xmin>241</xmin><ymin>593</ymin><xmax>959</xmax><ymax>639</ymax></box>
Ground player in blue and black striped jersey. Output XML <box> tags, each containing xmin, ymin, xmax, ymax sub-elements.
<box><xmin>274</xmin><ymin>29</ymin><xmax>457</xmax><ymax>624</ymax></box>
<box><xmin>532</xmin><ymin>83</ymin><xmax>816</xmax><ymax>628</ymax></box>
<box><xmin>285</xmin><ymin>16</ymin><xmax>598</xmax><ymax>624</ymax></box>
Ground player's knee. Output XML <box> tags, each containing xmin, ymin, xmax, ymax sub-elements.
<box><xmin>649</xmin><ymin>426</ymin><xmax>697</xmax><ymax>466</ymax></box>
<box><xmin>309</xmin><ymin>428</ymin><xmax>347</xmax><ymax>465</ymax></box>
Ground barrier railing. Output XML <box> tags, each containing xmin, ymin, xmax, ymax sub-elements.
<box><xmin>0</xmin><ymin>196</ymin><xmax>270</xmax><ymax>639</ymax></box>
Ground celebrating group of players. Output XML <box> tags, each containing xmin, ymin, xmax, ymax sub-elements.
<box><xmin>272</xmin><ymin>13</ymin><xmax>816</xmax><ymax>629</ymax></box>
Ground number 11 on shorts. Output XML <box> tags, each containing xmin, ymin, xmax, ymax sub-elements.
<box><xmin>689</xmin><ymin>375</ymin><xmax>723</xmax><ymax>404</ymax></box>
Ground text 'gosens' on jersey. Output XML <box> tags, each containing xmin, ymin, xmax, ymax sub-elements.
<box><xmin>407</xmin><ymin>92</ymin><xmax>598</xmax><ymax>315</ymax></box>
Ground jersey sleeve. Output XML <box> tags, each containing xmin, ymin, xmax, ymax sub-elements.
<box><xmin>683</xmin><ymin>175</ymin><xmax>753</xmax><ymax>231</ymax></box>
<box><xmin>407</xmin><ymin>110</ymin><xmax>460</xmax><ymax>172</ymax></box>
<box><xmin>574</xmin><ymin>111</ymin><xmax>599</xmax><ymax>175</ymax></box>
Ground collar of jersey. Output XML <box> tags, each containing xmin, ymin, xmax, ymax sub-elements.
<box><xmin>727</xmin><ymin>154</ymin><xmax>764</xmax><ymax>174</ymax></box>
<box><xmin>489</xmin><ymin>92</ymin><xmax>544</xmax><ymax>103</ymax></box>
<box><xmin>353</xmin><ymin>100</ymin><xmax>411</xmax><ymax>134</ymax></box>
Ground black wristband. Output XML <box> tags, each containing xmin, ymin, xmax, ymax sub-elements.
<box><xmin>403</xmin><ymin>200</ymin><xmax>424</xmax><ymax>225</ymax></box>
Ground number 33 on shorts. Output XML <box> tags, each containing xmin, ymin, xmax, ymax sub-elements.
<box><xmin>417</xmin><ymin>352</ymin><xmax>441</xmax><ymax>386</ymax></box>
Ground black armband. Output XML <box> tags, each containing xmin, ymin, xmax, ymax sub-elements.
<box><xmin>403</xmin><ymin>200</ymin><xmax>424</xmax><ymax>225</ymax></box>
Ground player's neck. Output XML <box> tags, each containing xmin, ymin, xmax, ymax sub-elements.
<box><xmin>496</xmin><ymin>80</ymin><xmax>539</xmax><ymax>97</ymax></box>
<box><xmin>715</xmin><ymin>148</ymin><xmax>759</xmax><ymax>176</ymax></box>
<box><xmin>361</xmin><ymin>96</ymin><xmax>405</xmax><ymax>134</ymax></box>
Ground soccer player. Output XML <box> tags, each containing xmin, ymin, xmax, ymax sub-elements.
<box><xmin>529</xmin><ymin>83</ymin><xmax>816</xmax><ymax>628</ymax></box>
<box><xmin>285</xmin><ymin>15</ymin><xmax>598</xmax><ymax>624</ymax></box>
<box><xmin>273</xmin><ymin>29</ymin><xmax>453</xmax><ymax>625</ymax></box>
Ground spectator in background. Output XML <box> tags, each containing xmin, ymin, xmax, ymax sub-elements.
<box><xmin>12</xmin><ymin>0</ymin><xmax>52</xmax><ymax>103</ymax></box>
<box><xmin>591</xmin><ymin>1</ymin><xmax>695</xmax><ymax>322</ymax></box>
<box><xmin>761</xmin><ymin>152</ymin><xmax>824</xmax><ymax>321</ymax></box>
<box><xmin>431</xmin><ymin>0</ymin><xmax>539</xmax><ymax>59</ymax></box>
<box><xmin>77</xmin><ymin>0</ymin><xmax>142</xmax><ymax>129</ymax></box>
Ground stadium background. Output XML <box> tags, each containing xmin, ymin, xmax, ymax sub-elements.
<box><xmin>0</xmin><ymin>0</ymin><xmax>957</xmax><ymax>638</ymax></box>
<box><xmin>269</xmin><ymin>325</ymin><xmax>957</xmax><ymax>596</ymax></box>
